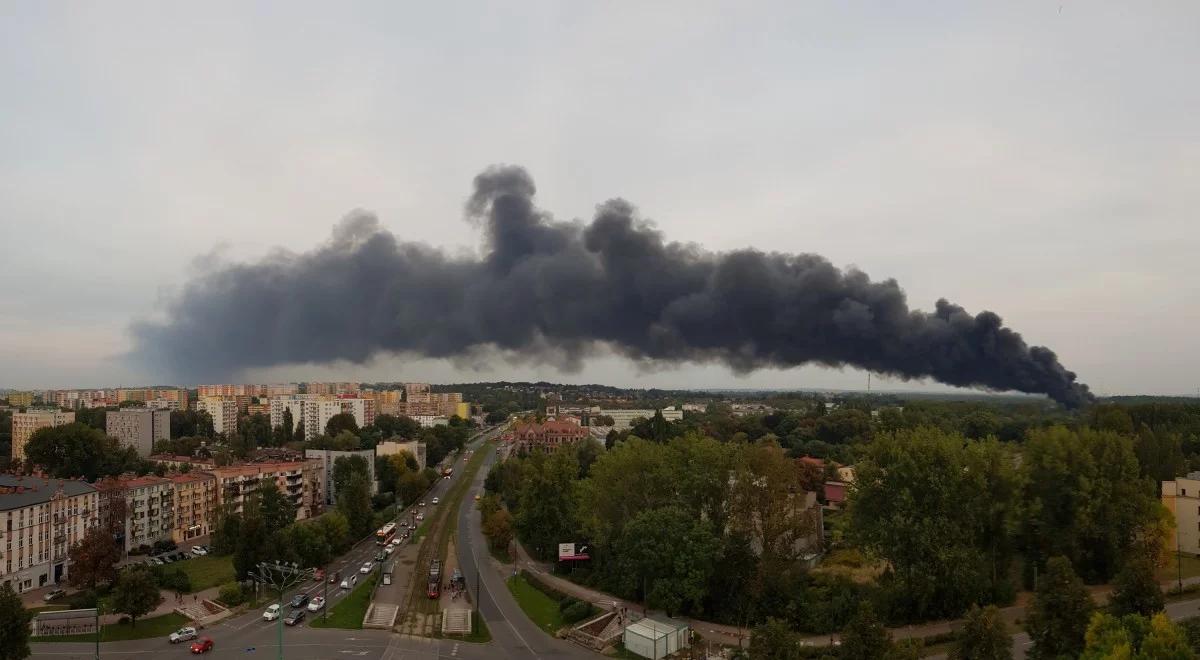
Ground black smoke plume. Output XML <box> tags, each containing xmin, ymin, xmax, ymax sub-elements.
<box><xmin>132</xmin><ymin>165</ymin><xmax>1092</xmax><ymax>407</ymax></box>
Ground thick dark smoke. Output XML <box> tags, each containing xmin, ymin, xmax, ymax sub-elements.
<box><xmin>132</xmin><ymin>165</ymin><xmax>1092</xmax><ymax>407</ymax></box>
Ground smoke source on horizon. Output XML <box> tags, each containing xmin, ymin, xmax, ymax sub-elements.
<box><xmin>132</xmin><ymin>165</ymin><xmax>1092</xmax><ymax>407</ymax></box>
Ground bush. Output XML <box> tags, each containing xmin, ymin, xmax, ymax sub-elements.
<box><xmin>217</xmin><ymin>582</ymin><xmax>245</xmax><ymax>607</ymax></box>
<box><xmin>154</xmin><ymin>568</ymin><xmax>192</xmax><ymax>593</ymax></box>
<box><xmin>67</xmin><ymin>590</ymin><xmax>98</xmax><ymax>610</ymax></box>
<box><xmin>562</xmin><ymin>600</ymin><xmax>595</xmax><ymax>624</ymax></box>
<box><xmin>559</xmin><ymin>597</ymin><xmax>580</xmax><ymax>612</ymax></box>
<box><xmin>152</xmin><ymin>539</ymin><xmax>177</xmax><ymax>554</ymax></box>
<box><xmin>372</xmin><ymin>492</ymin><xmax>395</xmax><ymax>510</ymax></box>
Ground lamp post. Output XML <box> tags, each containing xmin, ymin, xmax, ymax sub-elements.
<box><xmin>94</xmin><ymin>602</ymin><xmax>102</xmax><ymax>660</ymax></box>
<box><xmin>249</xmin><ymin>561</ymin><xmax>314</xmax><ymax>660</ymax></box>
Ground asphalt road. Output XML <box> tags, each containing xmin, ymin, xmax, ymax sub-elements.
<box><xmin>30</xmin><ymin>427</ymin><xmax>532</xmax><ymax>660</ymax></box>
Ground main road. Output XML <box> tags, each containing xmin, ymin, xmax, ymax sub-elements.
<box><xmin>31</xmin><ymin>426</ymin><xmax>600</xmax><ymax>660</ymax></box>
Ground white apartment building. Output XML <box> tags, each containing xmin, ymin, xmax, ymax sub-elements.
<box><xmin>602</xmin><ymin>407</ymin><xmax>684</xmax><ymax>431</ymax></box>
<box><xmin>146</xmin><ymin>398</ymin><xmax>181</xmax><ymax>411</ymax></box>
<box><xmin>0</xmin><ymin>475</ymin><xmax>99</xmax><ymax>592</ymax></box>
<box><xmin>413</xmin><ymin>415</ymin><xmax>449</xmax><ymax>428</ymax></box>
<box><xmin>118</xmin><ymin>476</ymin><xmax>175</xmax><ymax>553</ymax></box>
<box><xmin>11</xmin><ymin>411</ymin><xmax>76</xmax><ymax>461</ymax></box>
<box><xmin>106</xmin><ymin>409</ymin><xmax>170</xmax><ymax>456</ymax></box>
<box><xmin>268</xmin><ymin>396</ymin><xmax>375</xmax><ymax>439</ymax></box>
<box><xmin>197</xmin><ymin>397</ymin><xmax>238</xmax><ymax>436</ymax></box>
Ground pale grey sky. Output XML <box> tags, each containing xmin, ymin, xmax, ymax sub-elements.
<box><xmin>1</xmin><ymin>2</ymin><xmax>1197</xmax><ymax>395</ymax></box>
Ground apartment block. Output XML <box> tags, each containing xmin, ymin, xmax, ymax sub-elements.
<box><xmin>170</xmin><ymin>472</ymin><xmax>217</xmax><ymax>543</ymax></box>
<box><xmin>11</xmin><ymin>411</ymin><xmax>75</xmax><ymax>461</ymax></box>
<box><xmin>115</xmin><ymin>389</ymin><xmax>189</xmax><ymax>410</ymax></box>
<box><xmin>106</xmin><ymin>409</ymin><xmax>170</xmax><ymax>456</ymax></box>
<box><xmin>602</xmin><ymin>407</ymin><xmax>684</xmax><ymax>431</ymax></box>
<box><xmin>304</xmin><ymin>448</ymin><xmax>376</xmax><ymax>505</ymax></box>
<box><xmin>4</xmin><ymin>392</ymin><xmax>34</xmax><ymax>407</ymax></box>
<box><xmin>118</xmin><ymin>476</ymin><xmax>175</xmax><ymax>553</ymax></box>
<box><xmin>376</xmin><ymin>440</ymin><xmax>426</xmax><ymax>470</ymax></box>
<box><xmin>0</xmin><ymin>475</ymin><xmax>98</xmax><ymax>592</ymax></box>
<box><xmin>196</xmin><ymin>397</ymin><xmax>238</xmax><ymax>436</ymax></box>
<box><xmin>207</xmin><ymin>460</ymin><xmax>323</xmax><ymax>520</ymax></box>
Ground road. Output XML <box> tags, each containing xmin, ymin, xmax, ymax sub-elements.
<box><xmin>30</xmin><ymin>426</ymin><xmax>561</xmax><ymax>660</ymax></box>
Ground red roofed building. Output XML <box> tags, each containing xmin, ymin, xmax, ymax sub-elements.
<box><xmin>510</xmin><ymin>418</ymin><xmax>590</xmax><ymax>453</ymax></box>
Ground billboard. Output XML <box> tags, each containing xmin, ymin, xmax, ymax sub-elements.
<box><xmin>558</xmin><ymin>543</ymin><xmax>589</xmax><ymax>561</ymax></box>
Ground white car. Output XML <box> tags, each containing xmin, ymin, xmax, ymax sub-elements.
<box><xmin>359</xmin><ymin>562</ymin><xmax>373</xmax><ymax>574</ymax></box>
<box><xmin>418</xmin><ymin>501</ymin><xmax>425</xmax><ymax>507</ymax></box>
<box><xmin>307</xmin><ymin>596</ymin><xmax>325</xmax><ymax>612</ymax></box>
<box><xmin>190</xmin><ymin>545</ymin><xmax>207</xmax><ymax>556</ymax></box>
<box><xmin>415</xmin><ymin>513</ymin><xmax>424</xmax><ymax>521</ymax></box>
<box><xmin>431</xmin><ymin>497</ymin><xmax>439</xmax><ymax>505</ymax></box>
<box><xmin>340</xmin><ymin>575</ymin><xmax>357</xmax><ymax>589</ymax></box>
<box><xmin>384</xmin><ymin>545</ymin><xmax>395</xmax><ymax>557</ymax></box>
<box><xmin>169</xmin><ymin>626</ymin><xmax>198</xmax><ymax>643</ymax></box>
<box><xmin>389</xmin><ymin>539</ymin><xmax>401</xmax><ymax>547</ymax></box>
<box><xmin>262</xmin><ymin>604</ymin><xmax>281</xmax><ymax>621</ymax></box>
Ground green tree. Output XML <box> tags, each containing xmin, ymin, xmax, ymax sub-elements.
<box><xmin>614</xmin><ymin>506</ymin><xmax>718</xmax><ymax>616</ymax></box>
<box><xmin>482</xmin><ymin>508</ymin><xmax>515</xmax><ymax>554</ymax></box>
<box><xmin>748</xmin><ymin>618</ymin><xmax>799</xmax><ymax>660</ymax></box>
<box><xmin>337</xmin><ymin>472</ymin><xmax>373</xmax><ymax>540</ymax></box>
<box><xmin>1109</xmin><ymin>556</ymin><xmax>1165</xmax><ymax>617</ymax></box>
<box><xmin>951</xmin><ymin>605</ymin><xmax>1012</xmax><ymax>660</ymax></box>
<box><xmin>281</xmin><ymin>408</ymin><xmax>295</xmax><ymax>444</ymax></box>
<box><xmin>67</xmin><ymin>526</ymin><xmax>123</xmax><ymax>590</ymax></box>
<box><xmin>109</xmin><ymin>567</ymin><xmax>162</xmax><ymax>628</ymax></box>
<box><xmin>1139</xmin><ymin>612</ymin><xmax>1196</xmax><ymax>659</ymax></box>
<box><xmin>325</xmin><ymin>413</ymin><xmax>359</xmax><ymax>436</ymax></box>
<box><xmin>170</xmin><ymin>409</ymin><xmax>214</xmax><ymax>438</ymax></box>
<box><xmin>0</xmin><ymin>582</ymin><xmax>31</xmax><ymax>660</ymax></box>
<box><xmin>233</xmin><ymin>508</ymin><xmax>271</xmax><ymax>581</ymax></box>
<box><xmin>312</xmin><ymin>510</ymin><xmax>351</xmax><ymax>552</ymax></box>
<box><xmin>839</xmin><ymin>602</ymin><xmax>893</xmax><ymax>660</ymax></box>
<box><xmin>515</xmin><ymin>449</ymin><xmax>580</xmax><ymax>560</ymax></box>
<box><xmin>397</xmin><ymin>470</ymin><xmax>429</xmax><ymax>506</ymax></box>
<box><xmin>257</xmin><ymin>482</ymin><xmax>296</xmax><ymax>535</ymax></box>
<box><xmin>1026</xmin><ymin>556</ymin><xmax>1094</xmax><ymax>660</ymax></box>
<box><xmin>333</xmin><ymin>454</ymin><xmax>371</xmax><ymax>498</ymax></box>
<box><xmin>24</xmin><ymin>423</ymin><xmax>122</xmax><ymax>480</ymax></box>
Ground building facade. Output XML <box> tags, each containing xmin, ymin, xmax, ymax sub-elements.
<box><xmin>0</xmin><ymin>475</ymin><xmax>99</xmax><ymax>592</ymax></box>
<box><xmin>304</xmin><ymin>449</ymin><xmax>376</xmax><ymax>505</ymax></box>
<box><xmin>119</xmin><ymin>476</ymin><xmax>175</xmax><ymax>553</ymax></box>
<box><xmin>11</xmin><ymin>410</ymin><xmax>75</xmax><ymax>461</ymax></box>
<box><xmin>602</xmin><ymin>407</ymin><xmax>684</xmax><ymax>431</ymax></box>
<box><xmin>508</xmin><ymin>419</ymin><xmax>591</xmax><ymax>453</ymax></box>
<box><xmin>170</xmin><ymin>472</ymin><xmax>217</xmax><ymax>543</ymax></box>
<box><xmin>1164</xmin><ymin>473</ymin><xmax>1200</xmax><ymax>554</ymax></box>
<box><xmin>106</xmin><ymin>409</ymin><xmax>170</xmax><ymax>456</ymax></box>
<box><xmin>376</xmin><ymin>440</ymin><xmax>426</xmax><ymax>471</ymax></box>
<box><xmin>197</xmin><ymin>397</ymin><xmax>238</xmax><ymax>436</ymax></box>
<box><xmin>207</xmin><ymin>460</ymin><xmax>323</xmax><ymax>520</ymax></box>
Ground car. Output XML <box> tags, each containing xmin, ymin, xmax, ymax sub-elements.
<box><xmin>307</xmin><ymin>596</ymin><xmax>325</xmax><ymax>612</ymax></box>
<box><xmin>474</xmin><ymin>494</ymin><xmax>481</xmax><ymax>501</ymax></box>
<box><xmin>189</xmin><ymin>638</ymin><xmax>213</xmax><ymax>654</ymax></box>
<box><xmin>431</xmin><ymin>497</ymin><xmax>439</xmax><ymax>505</ymax></box>
<box><xmin>375</xmin><ymin>551</ymin><xmax>386</xmax><ymax>562</ymax></box>
<box><xmin>399</xmin><ymin>520</ymin><xmax>409</xmax><ymax>528</ymax></box>
<box><xmin>340</xmin><ymin>575</ymin><xmax>357</xmax><ymax>589</ymax></box>
<box><xmin>288</xmin><ymin>593</ymin><xmax>309</xmax><ymax>609</ymax></box>
<box><xmin>152</xmin><ymin>557</ymin><xmax>165</xmax><ymax>565</ymax></box>
<box><xmin>360</xmin><ymin>562</ymin><xmax>373</xmax><ymax>574</ymax></box>
<box><xmin>169</xmin><ymin>626</ymin><xmax>198</xmax><ymax>643</ymax></box>
<box><xmin>262</xmin><ymin>604</ymin><xmax>282</xmax><ymax>621</ymax></box>
<box><xmin>160</xmin><ymin>555</ymin><xmax>174</xmax><ymax>563</ymax></box>
<box><xmin>145</xmin><ymin>559</ymin><xmax>157</xmax><ymax>567</ymax></box>
<box><xmin>173</xmin><ymin>552</ymin><xmax>189</xmax><ymax>561</ymax></box>
<box><xmin>190</xmin><ymin>545</ymin><xmax>207</xmax><ymax>556</ymax></box>
<box><xmin>313</xmin><ymin>568</ymin><xmax>325</xmax><ymax>581</ymax></box>
<box><xmin>43</xmin><ymin>588</ymin><xmax>66</xmax><ymax>602</ymax></box>
<box><xmin>384</xmin><ymin>546</ymin><xmax>395</xmax><ymax>557</ymax></box>
<box><xmin>418</xmin><ymin>501</ymin><xmax>425</xmax><ymax>507</ymax></box>
<box><xmin>284</xmin><ymin>609</ymin><xmax>305</xmax><ymax>626</ymax></box>
<box><xmin>329</xmin><ymin>571</ymin><xmax>340</xmax><ymax>584</ymax></box>
<box><xmin>389</xmin><ymin>538</ymin><xmax>401</xmax><ymax>547</ymax></box>
<box><xmin>415</xmin><ymin>513</ymin><xmax>424</xmax><ymax>521</ymax></box>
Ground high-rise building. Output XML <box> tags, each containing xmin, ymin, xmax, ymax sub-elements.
<box><xmin>0</xmin><ymin>475</ymin><xmax>99</xmax><ymax>592</ymax></box>
<box><xmin>4</xmin><ymin>392</ymin><xmax>34</xmax><ymax>408</ymax></box>
<box><xmin>196</xmin><ymin>397</ymin><xmax>238</xmax><ymax>436</ymax></box>
<box><xmin>105</xmin><ymin>409</ymin><xmax>171</xmax><ymax>456</ymax></box>
<box><xmin>10</xmin><ymin>411</ymin><xmax>75</xmax><ymax>461</ymax></box>
<box><xmin>169</xmin><ymin>471</ymin><xmax>217</xmax><ymax>543</ymax></box>
<box><xmin>304</xmin><ymin>448</ymin><xmax>376</xmax><ymax>505</ymax></box>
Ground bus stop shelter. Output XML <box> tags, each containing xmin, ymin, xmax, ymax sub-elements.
<box><xmin>622</xmin><ymin>616</ymin><xmax>689</xmax><ymax>659</ymax></box>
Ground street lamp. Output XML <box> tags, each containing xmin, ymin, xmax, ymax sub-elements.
<box><xmin>249</xmin><ymin>561</ymin><xmax>314</xmax><ymax>660</ymax></box>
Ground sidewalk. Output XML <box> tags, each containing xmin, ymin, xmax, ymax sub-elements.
<box><xmin>25</xmin><ymin>582</ymin><xmax>222</xmax><ymax>625</ymax></box>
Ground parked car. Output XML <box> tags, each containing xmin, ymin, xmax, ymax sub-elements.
<box><xmin>307</xmin><ymin>596</ymin><xmax>325</xmax><ymax>612</ymax></box>
<box><xmin>152</xmin><ymin>557</ymin><xmax>165</xmax><ymax>565</ymax></box>
<box><xmin>284</xmin><ymin>609</ymin><xmax>305</xmax><ymax>626</ymax></box>
<box><xmin>360</xmin><ymin>562</ymin><xmax>373</xmax><ymax>574</ymax></box>
<box><xmin>169</xmin><ymin>627</ymin><xmax>198</xmax><ymax>643</ymax></box>
<box><xmin>340</xmin><ymin>575</ymin><xmax>357</xmax><ymax>589</ymax></box>
<box><xmin>159</xmin><ymin>555</ymin><xmax>174</xmax><ymax>563</ymax></box>
<box><xmin>262</xmin><ymin>604</ymin><xmax>282</xmax><ymax>621</ymax></box>
<box><xmin>190</xmin><ymin>546</ymin><xmax>207</xmax><ymax>556</ymax></box>
<box><xmin>172</xmin><ymin>552</ymin><xmax>189</xmax><ymax>561</ymax></box>
<box><xmin>189</xmin><ymin>638</ymin><xmax>213</xmax><ymax>654</ymax></box>
<box><xmin>43</xmin><ymin>588</ymin><xmax>66</xmax><ymax>602</ymax></box>
<box><xmin>431</xmin><ymin>497</ymin><xmax>439</xmax><ymax>505</ymax></box>
<box><xmin>288</xmin><ymin>593</ymin><xmax>309</xmax><ymax>609</ymax></box>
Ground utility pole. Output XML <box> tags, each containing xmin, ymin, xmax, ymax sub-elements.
<box><xmin>94</xmin><ymin>602</ymin><xmax>101</xmax><ymax>660</ymax></box>
<box><xmin>249</xmin><ymin>561</ymin><xmax>314</xmax><ymax>660</ymax></box>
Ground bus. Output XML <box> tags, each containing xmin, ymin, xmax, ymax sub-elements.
<box><xmin>375</xmin><ymin>522</ymin><xmax>397</xmax><ymax>545</ymax></box>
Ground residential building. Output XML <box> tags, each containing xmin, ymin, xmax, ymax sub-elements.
<box><xmin>376</xmin><ymin>440</ymin><xmax>427</xmax><ymax>470</ymax></box>
<box><xmin>1164</xmin><ymin>473</ymin><xmax>1200</xmax><ymax>554</ymax></box>
<box><xmin>413</xmin><ymin>415</ymin><xmax>449</xmax><ymax>428</ymax></box>
<box><xmin>268</xmin><ymin>396</ymin><xmax>310</xmax><ymax>433</ymax></box>
<box><xmin>106</xmin><ymin>409</ymin><xmax>170</xmax><ymax>456</ymax></box>
<box><xmin>169</xmin><ymin>472</ymin><xmax>217</xmax><ymax>543</ymax></box>
<box><xmin>117</xmin><ymin>476</ymin><xmax>174</xmax><ymax>553</ymax></box>
<box><xmin>206</xmin><ymin>460</ymin><xmax>323</xmax><ymax>520</ymax></box>
<box><xmin>196</xmin><ymin>397</ymin><xmax>238</xmax><ymax>436</ymax></box>
<box><xmin>4</xmin><ymin>392</ymin><xmax>34</xmax><ymax>407</ymax></box>
<box><xmin>146</xmin><ymin>398</ymin><xmax>182</xmax><ymax>411</ymax></box>
<box><xmin>11</xmin><ymin>411</ymin><xmax>75</xmax><ymax>461</ymax></box>
<box><xmin>114</xmin><ymin>389</ymin><xmax>188</xmax><ymax>410</ymax></box>
<box><xmin>264</xmin><ymin>383</ymin><xmax>299</xmax><ymax>397</ymax></box>
<box><xmin>304</xmin><ymin>449</ymin><xmax>376</xmax><ymax>505</ymax></box>
<box><xmin>0</xmin><ymin>475</ymin><xmax>99</xmax><ymax>592</ymax></box>
<box><xmin>508</xmin><ymin>419</ymin><xmax>590</xmax><ymax>453</ymax></box>
<box><xmin>602</xmin><ymin>407</ymin><xmax>684</xmax><ymax>431</ymax></box>
<box><xmin>197</xmin><ymin>384</ymin><xmax>263</xmax><ymax>398</ymax></box>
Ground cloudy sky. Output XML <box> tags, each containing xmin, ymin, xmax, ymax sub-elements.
<box><xmin>1</xmin><ymin>2</ymin><xmax>1197</xmax><ymax>396</ymax></box>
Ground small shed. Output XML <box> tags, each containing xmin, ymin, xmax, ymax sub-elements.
<box><xmin>622</xmin><ymin>616</ymin><xmax>690</xmax><ymax>659</ymax></box>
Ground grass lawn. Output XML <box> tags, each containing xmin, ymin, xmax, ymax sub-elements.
<box><xmin>310</xmin><ymin>574</ymin><xmax>377</xmax><ymax>629</ymax></box>
<box><xmin>506</xmin><ymin>574</ymin><xmax>564</xmax><ymax>635</ymax></box>
<box><xmin>177</xmin><ymin>555</ymin><xmax>235</xmax><ymax>592</ymax></box>
<box><xmin>32</xmin><ymin>612</ymin><xmax>190</xmax><ymax>643</ymax></box>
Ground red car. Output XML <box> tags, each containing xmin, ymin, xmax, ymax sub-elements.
<box><xmin>190</xmin><ymin>638</ymin><xmax>213</xmax><ymax>654</ymax></box>
<box><xmin>313</xmin><ymin>568</ymin><xmax>325</xmax><ymax>582</ymax></box>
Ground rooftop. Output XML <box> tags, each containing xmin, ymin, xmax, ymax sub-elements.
<box><xmin>0</xmin><ymin>475</ymin><xmax>96</xmax><ymax>510</ymax></box>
